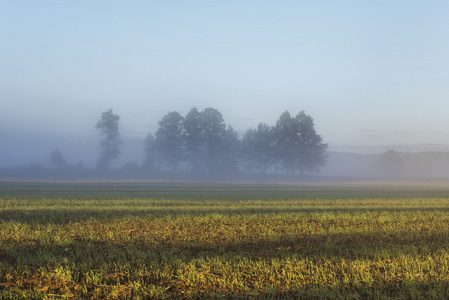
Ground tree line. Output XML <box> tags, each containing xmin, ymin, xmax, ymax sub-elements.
<box><xmin>53</xmin><ymin>107</ymin><xmax>328</xmax><ymax>176</ymax></box>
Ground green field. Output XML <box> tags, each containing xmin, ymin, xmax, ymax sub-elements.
<box><xmin>1</xmin><ymin>181</ymin><xmax>449</xmax><ymax>299</ymax></box>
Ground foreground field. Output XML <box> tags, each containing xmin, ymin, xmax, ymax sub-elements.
<box><xmin>1</xmin><ymin>181</ymin><xmax>449</xmax><ymax>299</ymax></box>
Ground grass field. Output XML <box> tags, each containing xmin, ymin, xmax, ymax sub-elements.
<box><xmin>1</xmin><ymin>181</ymin><xmax>449</xmax><ymax>299</ymax></box>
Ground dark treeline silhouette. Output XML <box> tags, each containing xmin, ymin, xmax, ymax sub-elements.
<box><xmin>0</xmin><ymin>107</ymin><xmax>329</xmax><ymax>181</ymax></box>
<box><xmin>142</xmin><ymin>107</ymin><xmax>328</xmax><ymax>176</ymax></box>
<box><xmin>7</xmin><ymin>107</ymin><xmax>449</xmax><ymax>181</ymax></box>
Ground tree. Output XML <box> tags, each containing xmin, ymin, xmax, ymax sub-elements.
<box><xmin>273</xmin><ymin>111</ymin><xmax>327</xmax><ymax>175</ymax></box>
<box><xmin>199</xmin><ymin>107</ymin><xmax>227</xmax><ymax>172</ymax></box>
<box><xmin>241</xmin><ymin>123</ymin><xmax>276</xmax><ymax>174</ymax></box>
<box><xmin>220</xmin><ymin>125</ymin><xmax>241</xmax><ymax>173</ymax></box>
<box><xmin>50</xmin><ymin>147</ymin><xmax>66</xmax><ymax>168</ymax></box>
<box><xmin>95</xmin><ymin>108</ymin><xmax>122</xmax><ymax>170</ymax></box>
<box><xmin>273</xmin><ymin>111</ymin><xmax>299</xmax><ymax>174</ymax></box>
<box><xmin>183</xmin><ymin>107</ymin><xmax>203</xmax><ymax>171</ymax></box>
<box><xmin>295</xmin><ymin>111</ymin><xmax>328</xmax><ymax>174</ymax></box>
<box><xmin>154</xmin><ymin>111</ymin><xmax>184</xmax><ymax>171</ymax></box>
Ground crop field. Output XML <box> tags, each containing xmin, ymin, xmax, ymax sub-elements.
<box><xmin>1</xmin><ymin>181</ymin><xmax>449</xmax><ymax>299</ymax></box>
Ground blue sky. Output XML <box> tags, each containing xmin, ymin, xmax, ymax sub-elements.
<box><xmin>2</xmin><ymin>1</ymin><xmax>449</xmax><ymax>150</ymax></box>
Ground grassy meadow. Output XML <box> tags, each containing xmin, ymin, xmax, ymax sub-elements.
<box><xmin>1</xmin><ymin>181</ymin><xmax>449</xmax><ymax>299</ymax></box>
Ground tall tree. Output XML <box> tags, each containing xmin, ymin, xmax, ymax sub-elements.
<box><xmin>154</xmin><ymin>111</ymin><xmax>184</xmax><ymax>171</ymax></box>
<box><xmin>95</xmin><ymin>109</ymin><xmax>122</xmax><ymax>170</ymax></box>
<box><xmin>273</xmin><ymin>111</ymin><xmax>299</xmax><ymax>174</ymax></box>
<box><xmin>273</xmin><ymin>111</ymin><xmax>327</xmax><ymax>175</ymax></box>
<box><xmin>241</xmin><ymin>123</ymin><xmax>276</xmax><ymax>174</ymax></box>
<box><xmin>220</xmin><ymin>125</ymin><xmax>241</xmax><ymax>173</ymax></box>
<box><xmin>199</xmin><ymin>107</ymin><xmax>227</xmax><ymax>172</ymax></box>
<box><xmin>183</xmin><ymin>107</ymin><xmax>203</xmax><ymax>171</ymax></box>
<box><xmin>295</xmin><ymin>111</ymin><xmax>328</xmax><ymax>174</ymax></box>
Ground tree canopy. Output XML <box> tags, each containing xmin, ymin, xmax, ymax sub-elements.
<box><xmin>154</xmin><ymin>111</ymin><xmax>184</xmax><ymax>171</ymax></box>
<box><xmin>95</xmin><ymin>108</ymin><xmax>122</xmax><ymax>170</ymax></box>
<box><xmin>146</xmin><ymin>107</ymin><xmax>328</xmax><ymax>175</ymax></box>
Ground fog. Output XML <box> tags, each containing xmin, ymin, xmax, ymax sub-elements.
<box><xmin>0</xmin><ymin>131</ymin><xmax>145</xmax><ymax>169</ymax></box>
<box><xmin>2</xmin><ymin>1</ymin><xmax>449</xmax><ymax>181</ymax></box>
<box><xmin>3</xmin><ymin>127</ymin><xmax>449</xmax><ymax>181</ymax></box>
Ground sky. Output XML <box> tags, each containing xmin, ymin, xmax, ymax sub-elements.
<box><xmin>2</xmin><ymin>0</ymin><xmax>449</xmax><ymax>159</ymax></box>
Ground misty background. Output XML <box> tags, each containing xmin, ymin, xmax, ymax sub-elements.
<box><xmin>2</xmin><ymin>1</ymin><xmax>449</xmax><ymax>179</ymax></box>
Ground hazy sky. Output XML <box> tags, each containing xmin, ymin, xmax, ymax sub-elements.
<box><xmin>2</xmin><ymin>1</ymin><xmax>449</xmax><ymax>150</ymax></box>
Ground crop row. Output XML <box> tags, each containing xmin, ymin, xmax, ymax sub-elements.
<box><xmin>1</xmin><ymin>183</ymin><xmax>449</xmax><ymax>298</ymax></box>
